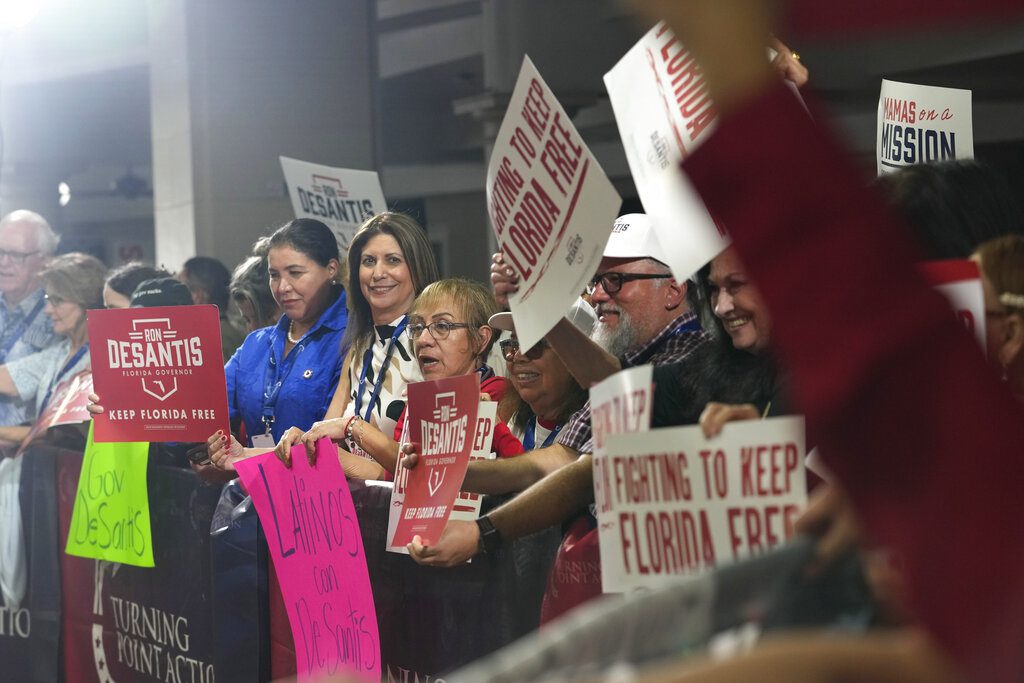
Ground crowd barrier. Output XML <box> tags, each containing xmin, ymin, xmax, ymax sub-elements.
<box><xmin>449</xmin><ymin>538</ymin><xmax>874</xmax><ymax>682</ymax></box>
<box><xmin>0</xmin><ymin>439</ymin><xmax>560</xmax><ymax>683</ymax></box>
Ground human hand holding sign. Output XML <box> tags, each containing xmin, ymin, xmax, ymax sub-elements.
<box><xmin>407</xmin><ymin>520</ymin><xmax>481</xmax><ymax>567</ymax></box>
<box><xmin>207</xmin><ymin>429</ymin><xmax>248</xmax><ymax>472</ymax></box>
<box><xmin>299</xmin><ymin>417</ymin><xmax>349</xmax><ymax>465</ymax></box>
<box><xmin>699</xmin><ymin>401</ymin><xmax>761</xmax><ymax>438</ymax></box>
<box><xmin>490</xmin><ymin>252</ymin><xmax>519</xmax><ymax>309</ymax></box>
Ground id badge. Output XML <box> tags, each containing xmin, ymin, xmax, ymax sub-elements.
<box><xmin>251</xmin><ymin>433</ymin><xmax>275</xmax><ymax>449</ymax></box>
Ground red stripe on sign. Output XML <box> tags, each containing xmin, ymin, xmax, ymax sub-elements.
<box><xmin>645</xmin><ymin>47</ymin><xmax>690</xmax><ymax>161</ymax></box>
<box><xmin>519</xmin><ymin>159</ymin><xmax>592</xmax><ymax>301</ymax></box>
<box><xmin>918</xmin><ymin>259</ymin><xmax>980</xmax><ymax>286</ymax></box>
<box><xmin>452</xmin><ymin>505</ymin><xmax>476</xmax><ymax>513</ymax></box>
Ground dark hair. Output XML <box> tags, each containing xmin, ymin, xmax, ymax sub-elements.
<box><xmin>343</xmin><ymin>212</ymin><xmax>440</xmax><ymax>349</ymax></box>
<box><xmin>875</xmin><ymin>160</ymin><xmax>1024</xmax><ymax>259</ymax></box>
<box><xmin>667</xmin><ymin>253</ymin><xmax>780</xmax><ymax>423</ymax></box>
<box><xmin>694</xmin><ymin>260</ymin><xmax>721</xmax><ymax>337</ymax></box>
<box><xmin>230</xmin><ymin>254</ymin><xmax>279</xmax><ymax>330</ymax></box>
<box><xmin>106</xmin><ymin>262</ymin><xmax>171</xmax><ymax>298</ymax></box>
<box><xmin>181</xmin><ymin>256</ymin><xmax>232</xmax><ymax>309</ymax></box>
<box><xmin>267</xmin><ymin>218</ymin><xmax>342</xmax><ymax>271</ymax></box>
<box><xmin>657</xmin><ymin>340</ymin><xmax>781</xmax><ymax>426</ymax></box>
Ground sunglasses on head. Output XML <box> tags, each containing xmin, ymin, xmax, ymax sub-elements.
<box><xmin>499</xmin><ymin>337</ymin><xmax>548</xmax><ymax>362</ymax></box>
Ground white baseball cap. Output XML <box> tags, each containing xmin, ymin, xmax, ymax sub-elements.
<box><xmin>488</xmin><ymin>297</ymin><xmax>596</xmax><ymax>337</ymax></box>
<box><xmin>603</xmin><ymin>213</ymin><xmax>666</xmax><ymax>261</ymax></box>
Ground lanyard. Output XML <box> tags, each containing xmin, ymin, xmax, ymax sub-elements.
<box><xmin>38</xmin><ymin>343</ymin><xmax>88</xmax><ymax>413</ymax></box>
<box><xmin>261</xmin><ymin>325</ymin><xmax>306</xmax><ymax>433</ymax></box>
<box><xmin>354</xmin><ymin>316</ymin><xmax>408</xmax><ymax>422</ymax></box>
<box><xmin>522</xmin><ymin>416</ymin><xmax>562</xmax><ymax>451</ymax></box>
<box><xmin>0</xmin><ymin>297</ymin><xmax>46</xmax><ymax>363</ymax></box>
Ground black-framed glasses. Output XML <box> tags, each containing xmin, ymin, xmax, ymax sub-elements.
<box><xmin>585</xmin><ymin>272</ymin><xmax>670</xmax><ymax>295</ymax></box>
<box><xmin>406</xmin><ymin>320</ymin><xmax>470</xmax><ymax>341</ymax></box>
<box><xmin>500</xmin><ymin>337</ymin><xmax>549</xmax><ymax>362</ymax></box>
<box><xmin>0</xmin><ymin>248</ymin><xmax>39</xmax><ymax>265</ymax></box>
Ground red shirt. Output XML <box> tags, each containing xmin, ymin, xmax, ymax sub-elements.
<box><xmin>683</xmin><ymin>81</ymin><xmax>1024</xmax><ymax>681</ymax></box>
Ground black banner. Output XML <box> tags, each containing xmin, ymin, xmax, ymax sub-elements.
<box><xmin>59</xmin><ymin>450</ymin><xmax>224</xmax><ymax>683</ymax></box>
<box><xmin>0</xmin><ymin>445</ymin><xmax>62</xmax><ymax>683</ymax></box>
<box><xmin>271</xmin><ymin>483</ymin><xmax>561</xmax><ymax>680</ymax></box>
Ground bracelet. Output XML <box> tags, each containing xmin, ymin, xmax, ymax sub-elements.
<box><xmin>342</xmin><ymin>415</ymin><xmax>359</xmax><ymax>440</ymax></box>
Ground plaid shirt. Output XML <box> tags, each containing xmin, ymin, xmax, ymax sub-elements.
<box><xmin>558</xmin><ymin>311</ymin><xmax>709</xmax><ymax>455</ymax></box>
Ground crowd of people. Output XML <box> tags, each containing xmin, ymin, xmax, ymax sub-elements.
<box><xmin>4</xmin><ymin>1</ymin><xmax>1024</xmax><ymax>680</ymax></box>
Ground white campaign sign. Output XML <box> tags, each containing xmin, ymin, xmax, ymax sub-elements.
<box><xmin>449</xmin><ymin>401</ymin><xmax>498</xmax><ymax>522</ymax></box>
<box><xmin>594</xmin><ymin>416</ymin><xmax>807</xmax><ymax>593</ymax></box>
<box><xmin>604</xmin><ymin>23</ymin><xmax>729</xmax><ymax>281</ymax></box>
<box><xmin>877</xmin><ymin>80</ymin><xmax>973</xmax><ymax>176</ymax></box>
<box><xmin>588</xmin><ymin>365</ymin><xmax>655</xmax><ymax>580</ymax></box>
<box><xmin>386</xmin><ymin>402</ymin><xmax>498</xmax><ymax>554</ymax></box>
<box><xmin>279</xmin><ymin>156</ymin><xmax>388</xmax><ymax>250</ymax></box>
<box><xmin>487</xmin><ymin>56</ymin><xmax>620</xmax><ymax>352</ymax></box>
<box><xmin>919</xmin><ymin>260</ymin><xmax>986</xmax><ymax>350</ymax></box>
<box><xmin>588</xmin><ymin>365</ymin><xmax>654</xmax><ymax>458</ymax></box>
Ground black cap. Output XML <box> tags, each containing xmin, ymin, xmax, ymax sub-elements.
<box><xmin>130</xmin><ymin>277</ymin><xmax>193</xmax><ymax>308</ymax></box>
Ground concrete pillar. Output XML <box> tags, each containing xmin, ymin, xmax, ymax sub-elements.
<box><xmin>148</xmin><ymin>0</ymin><xmax>376</xmax><ymax>271</ymax></box>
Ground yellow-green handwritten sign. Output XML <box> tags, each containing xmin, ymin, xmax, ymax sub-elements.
<box><xmin>66</xmin><ymin>422</ymin><xmax>153</xmax><ymax>566</ymax></box>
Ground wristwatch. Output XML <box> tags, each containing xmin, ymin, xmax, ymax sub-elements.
<box><xmin>475</xmin><ymin>515</ymin><xmax>503</xmax><ymax>555</ymax></box>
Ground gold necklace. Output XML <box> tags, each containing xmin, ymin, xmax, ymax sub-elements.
<box><xmin>287</xmin><ymin>320</ymin><xmax>302</xmax><ymax>344</ymax></box>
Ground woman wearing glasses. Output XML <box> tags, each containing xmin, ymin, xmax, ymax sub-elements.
<box><xmin>301</xmin><ymin>278</ymin><xmax>522</xmax><ymax>479</ymax></box>
<box><xmin>0</xmin><ymin>253</ymin><xmax>106</xmax><ymax>443</ymax></box>
<box><xmin>490</xmin><ymin>300</ymin><xmax>593</xmax><ymax>449</ymax></box>
<box><xmin>274</xmin><ymin>212</ymin><xmax>440</xmax><ymax>465</ymax></box>
<box><xmin>973</xmin><ymin>234</ymin><xmax>1024</xmax><ymax>405</ymax></box>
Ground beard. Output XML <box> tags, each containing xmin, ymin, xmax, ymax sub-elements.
<box><xmin>591</xmin><ymin>308</ymin><xmax>641</xmax><ymax>357</ymax></box>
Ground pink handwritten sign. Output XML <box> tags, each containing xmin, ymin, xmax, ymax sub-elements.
<box><xmin>235</xmin><ymin>438</ymin><xmax>379</xmax><ymax>681</ymax></box>
<box><xmin>392</xmin><ymin>374</ymin><xmax>480</xmax><ymax>547</ymax></box>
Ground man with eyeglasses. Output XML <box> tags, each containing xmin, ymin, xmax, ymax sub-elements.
<box><xmin>0</xmin><ymin>211</ymin><xmax>60</xmax><ymax>434</ymax></box>
<box><xmin>408</xmin><ymin>214</ymin><xmax>709</xmax><ymax>594</ymax></box>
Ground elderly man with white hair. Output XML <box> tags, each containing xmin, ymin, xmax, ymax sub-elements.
<box><xmin>0</xmin><ymin>210</ymin><xmax>61</xmax><ymax>433</ymax></box>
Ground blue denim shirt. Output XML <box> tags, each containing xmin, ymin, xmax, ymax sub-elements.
<box><xmin>225</xmin><ymin>287</ymin><xmax>347</xmax><ymax>444</ymax></box>
<box><xmin>0</xmin><ymin>288</ymin><xmax>59</xmax><ymax>426</ymax></box>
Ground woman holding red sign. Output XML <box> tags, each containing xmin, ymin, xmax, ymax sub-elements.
<box><xmin>299</xmin><ymin>278</ymin><xmax>523</xmax><ymax>480</ymax></box>
<box><xmin>87</xmin><ymin>218</ymin><xmax>347</xmax><ymax>472</ymax></box>
<box><xmin>0</xmin><ymin>253</ymin><xmax>106</xmax><ymax>444</ymax></box>
<box><xmin>166</xmin><ymin>219</ymin><xmax>349</xmax><ymax>472</ymax></box>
